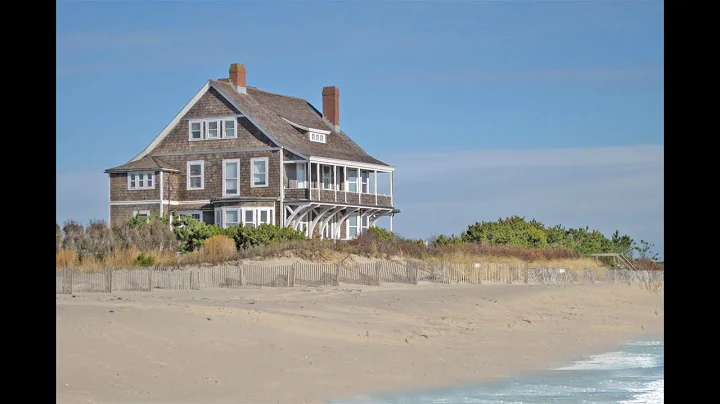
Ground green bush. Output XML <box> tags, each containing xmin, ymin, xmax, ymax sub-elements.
<box><xmin>230</xmin><ymin>224</ymin><xmax>306</xmax><ymax>250</ymax></box>
<box><xmin>365</xmin><ymin>226</ymin><xmax>395</xmax><ymax>241</ymax></box>
<box><xmin>134</xmin><ymin>252</ymin><xmax>156</xmax><ymax>267</ymax></box>
<box><xmin>172</xmin><ymin>215</ymin><xmax>225</xmax><ymax>252</ymax></box>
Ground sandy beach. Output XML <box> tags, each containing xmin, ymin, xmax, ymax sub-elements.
<box><xmin>56</xmin><ymin>281</ymin><xmax>664</xmax><ymax>404</ymax></box>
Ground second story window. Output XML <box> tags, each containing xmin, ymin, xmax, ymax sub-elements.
<box><xmin>251</xmin><ymin>157</ymin><xmax>268</xmax><ymax>187</ymax></box>
<box><xmin>187</xmin><ymin>160</ymin><xmax>205</xmax><ymax>190</ymax></box>
<box><xmin>128</xmin><ymin>171</ymin><xmax>154</xmax><ymax>190</ymax></box>
<box><xmin>223</xmin><ymin>159</ymin><xmax>240</xmax><ymax>196</ymax></box>
<box><xmin>347</xmin><ymin>168</ymin><xmax>358</xmax><ymax>193</ymax></box>
<box><xmin>188</xmin><ymin>117</ymin><xmax>237</xmax><ymax>141</ymax></box>
<box><xmin>322</xmin><ymin>166</ymin><xmax>333</xmax><ymax>190</ymax></box>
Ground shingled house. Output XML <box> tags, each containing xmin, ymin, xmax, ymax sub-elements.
<box><xmin>105</xmin><ymin>63</ymin><xmax>398</xmax><ymax>240</ymax></box>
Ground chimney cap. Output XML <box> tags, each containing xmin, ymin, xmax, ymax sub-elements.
<box><xmin>322</xmin><ymin>86</ymin><xmax>339</xmax><ymax>95</ymax></box>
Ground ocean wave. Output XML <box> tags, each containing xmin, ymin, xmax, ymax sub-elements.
<box><xmin>625</xmin><ymin>340</ymin><xmax>663</xmax><ymax>346</ymax></box>
<box><xmin>619</xmin><ymin>379</ymin><xmax>664</xmax><ymax>404</ymax></box>
<box><xmin>554</xmin><ymin>351</ymin><xmax>660</xmax><ymax>371</ymax></box>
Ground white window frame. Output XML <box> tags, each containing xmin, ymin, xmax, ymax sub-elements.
<box><xmin>222</xmin><ymin>158</ymin><xmax>240</xmax><ymax>197</ymax></box>
<box><xmin>322</xmin><ymin>214</ymin><xmax>335</xmax><ymax>239</ymax></box>
<box><xmin>133</xmin><ymin>209</ymin><xmax>151</xmax><ymax>220</ymax></box>
<box><xmin>188</xmin><ymin>117</ymin><xmax>238</xmax><ymax>141</ymax></box>
<box><xmin>347</xmin><ymin>168</ymin><xmax>358</xmax><ymax>193</ymax></box>
<box><xmin>347</xmin><ymin>212</ymin><xmax>359</xmax><ymax>239</ymax></box>
<box><xmin>309</xmin><ymin>132</ymin><xmax>326</xmax><ymax>143</ymax></box>
<box><xmin>322</xmin><ymin>165</ymin><xmax>333</xmax><ymax>190</ymax></box>
<box><xmin>250</xmin><ymin>157</ymin><xmax>269</xmax><ymax>188</ymax></box>
<box><xmin>360</xmin><ymin>170</ymin><xmax>370</xmax><ymax>194</ymax></box>
<box><xmin>177</xmin><ymin>210</ymin><xmax>203</xmax><ymax>222</ymax></box>
<box><xmin>127</xmin><ymin>171</ymin><xmax>155</xmax><ymax>190</ymax></box>
<box><xmin>296</xmin><ymin>163</ymin><xmax>307</xmax><ymax>189</ymax></box>
<box><xmin>187</xmin><ymin>160</ymin><xmax>205</xmax><ymax>190</ymax></box>
<box><xmin>206</xmin><ymin>120</ymin><xmax>220</xmax><ymax>139</ymax></box>
<box><xmin>218</xmin><ymin>207</ymin><xmax>275</xmax><ymax>229</ymax></box>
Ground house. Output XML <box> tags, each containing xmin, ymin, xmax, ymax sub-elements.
<box><xmin>105</xmin><ymin>63</ymin><xmax>399</xmax><ymax>240</ymax></box>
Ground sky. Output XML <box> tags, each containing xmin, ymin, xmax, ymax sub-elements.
<box><xmin>56</xmin><ymin>0</ymin><xmax>664</xmax><ymax>258</ymax></box>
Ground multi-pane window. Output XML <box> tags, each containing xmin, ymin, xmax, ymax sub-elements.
<box><xmin>360</xmin><ymin>170</ymin><xmax>370</xmax><ymax>193</ymax></box>
<box><xmin>223</xmin><ymin>159</ymin><xmax>240</xmax><ymax>196</ymax></box>
<box><xmin>178</xmin><ymin>211</ymin><xmax>202</xmax><ymax>222</ymax></box>
<box><xmin>296</xmin><ymin>163</ymin><xmax>307</xmax><ymax>189</ymax></box>
<box><xmin>216</xmin><ymin>207</ymin><xmax>273</xmax><ymax>229</ymax></box>
<box><xmin>243</xmin><ymin>210</ymin><xmax>255</xmax><ymax>228</ymax></box>
<box><xmin>187</xmin><ymin>161</ymin><xmax>204</xmax><ymax>190</ymax></box>
<box><xmin>322</xmin><ymin>166</ymin><xmax>333</xmax><ymax>190</ymax></box>
<box><xmin>251</xmin><ymin>157</ymin><xmax>268</xmax><ymax>187</ymax></box>
<box><xmin>348</xmin><ymin>212</ymin><xmax>359</xmax><ymax>238</ymax></box>
<box><xmin>309</xmin><ymin>132</ymin><xmax>326</xmax><ymax>143</ymax></box>
<box><xmin>225</xmin><ymin>210</ymin><xmax>239</xmax><ymax>227</ymax></box>
<box><xmin>347</xmin><ymin>168</ymin><xmax>358</xmax><ymax>193</ymax></box>
<box><xmin>128</xmin><ymin>171</ymin><xmax>154</xmax><ymax>190</ymax></box>
<box><xmin>188</xmin><ymin>117</ymin><xmax>237</xmax><ymax>140</ymax></box>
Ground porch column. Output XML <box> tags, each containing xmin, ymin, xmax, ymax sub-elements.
<box><xmin>333</xmin><ymin>165</ymin><xmax>337</xmax><ymax>202</ymax></box>
<box><xmin>159</xmin><ymin>171</ymin><xmax>164</xmax><ymax>218</ymax></box>
<box><xmin>374</xmin><ymin>170</ymin><xmax>378</xmax><ymax>205</ymax></box>
<box><xmin>343</xmin><ymin>166</ymin><xmax>347</xmax><ymax>203</ymax></box>
<box><xmin>390</xmin><ymin>170</ymin><xmax>394</xmax><ymax>207</ymax></box>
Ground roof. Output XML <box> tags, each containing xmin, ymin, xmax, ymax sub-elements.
<box><xmin>105</xmin><ymin>155</ymin><xmax>180</xmax><ymax>173</ymax></box>
<box><xmin>211</xmin><ymin>81</ymin><xmax>390</xmax><ymax>167</ymax></box>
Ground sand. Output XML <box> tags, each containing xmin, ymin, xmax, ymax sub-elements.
<box><xmin>56</xmin><ymin>281</ymin><xmax>664</xmax><ymax>404</ymax></box>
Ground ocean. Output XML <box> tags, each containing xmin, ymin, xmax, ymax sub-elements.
<box><xmin>327</xmin><ymin>338</ymin><xmax>664</xmax><ymax>404</ymax></box>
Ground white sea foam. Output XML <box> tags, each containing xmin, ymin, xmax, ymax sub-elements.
<box><xmin>625</xmin><ymin>340</ymin><xmax>663</xmax><ymax>346</ymax></box>
<box><xmin>619</xmin><ymin>379</ymin><xmax>664</xmax><ymax>404</ymax></box>
<box><xmin>554</xmin><ymin>351</ymin><xmax>659</xmax><ymax>371</ymax></box>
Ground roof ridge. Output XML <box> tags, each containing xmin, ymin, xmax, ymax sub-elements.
<box><xmin>246</xmin><ymin>86</ymin><xmax>308</xmax><ymax>102</ymax></box>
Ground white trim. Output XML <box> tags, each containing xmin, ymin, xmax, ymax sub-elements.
<box><xmin>322</xmin><ymin>165</ymin><xmax>333</xmax><ymax>190</ymax></box>
<box><xmin>309</xmin><ymin>132</ymin><xmax>327</xmax><ymax>143</ymax></box>
<box><xmin>133</xmin><ymin>209</ymin><xmax>151</xmax><ymax>218</ymax></box>
<box><xmin>111</xmin><ymin>199</ymin><xmax>212</xmax><ymax>206</ymax></box>
<box><xmin>280</xmin><ymin>148</ymin><xmax>285</xmax><ymax>227</ymax></box>
<box><xmin>250</xmin><ymin>157</ymin><xmax>269</xmax><ymax>188</ymax></box>
<box><xmin>284</xmin><ymin>160</ymin><xmax>308</xmax><ymax>164</ymax></box>
<box><xmin>187</xmin><ymin>160</ymin><xmax>205</xmax><ymax>190</ymax></box>
<box><xmin>127</xmin><ymin>171</ymin><xmax>155</xmax><ymax>190</ymax></box>
<box><xmin>188</xmin><ymin>116</ymin><xmax>239</xmax><ymax>141</ymax></box>
<box><xmin>217</xmin><ymin>206</ymin><xmax>275</xmax><ymax>229</ymax></box>
<box><xmin>347</xmin><ymin>211</ymin><xmax>360</xmax><ymax>239</ymax></box>
<box><xmin>309</xmin><ymin>156</ymin><xmax>394</xmax><ymax>172</ymax></box>
<box><xmin>131</xmin><ymin>81</ymin><xmax>211</xmax><ymax>162</ymax></box>
<box><xmin>281</xmin><ymin>117</ymin><xmax>332</xmax><ymax>134</ymax></box>
<box><xmin>159</xmin><ymin>171</ymin><xmax>164</xmax><ymax>217</ymax></box>
<box><xmin>175</xmin><ymin>210</ymin><xmax>203</xmax><ymax>222</ymax></box>
<box><xmin>296</xmin><ymin>162</ymin><xmax>307</xmax><ymax>189</ymax></box>
<box><xmin>152</xmin><ymin>147</ymin><xmax>281</xmax><ymax>157</ymax></box>
<box><xmin>222</xmin><ymin>158</ymin><xmax>240</xmax><ymax>197</ymax></box>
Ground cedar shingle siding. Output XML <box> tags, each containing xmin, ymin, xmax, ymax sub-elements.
<box><xmin>105</xmin><ymin>69</ymin><xmax>395</xmax><ymax>232</ymax></box>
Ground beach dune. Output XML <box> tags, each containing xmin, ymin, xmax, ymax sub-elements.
<box><xmin>56</xmin><ymin>282</ymin><xmax>664</xmax><ymax>404</ymax></box>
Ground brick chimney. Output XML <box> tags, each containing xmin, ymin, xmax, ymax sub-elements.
<box><xmin>322</xmin><ymin>86</ymin><xmax>339</xmax><ymax>130</ymax></box>
<box><xmin>229</xmin><ymin>63</ymin><xmax>247</xmax><ymax>94</ymax></box>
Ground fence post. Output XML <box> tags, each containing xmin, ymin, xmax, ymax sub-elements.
<box><xmin>239</xmin><ymin>265</ymin><xmax>245</xmax><ymax>287</ymax></box>
<box><xmin>524</xmin><ymin>262</ymin><xmax>529</xmax><ymax>284</ymax></box>
<box><xmin>189</xmin><ymin>269</ymin><xmax>196</xmax><ymax>290</ymax></box>
<box><xmin>374</xmin><ymin>261</ymin><xmax>381</xmax><ymax>286</ymax></box>
<box><xmin>335</xmin><ymin>263</ymin><xmax>340</xmax><ymax>287</ymax></box>
<box><xmin>410</xmin><ymin>261</ymin><xmax>418</xmax><ymax>285</ymax></box>
<box><xmin>290</xmin><ymin>262</ymin><xmax>297</xmax><ymax>287</ymax></box>
<box><xmin>443</xmin><ymin>262</ymin><xmax>450</xmax><ymax>284</ymax></box>
<box><xmin>147</xmin><ymin>268</ymin><xmax>154</xmax><ymax>291</ymax></box>
<box><xmin>62</xmin><ymin>268</ymin><xmax>73</xmax><ymax>294</ymax></box>
<box><xmin>104</xmin><ymin>268</ymin><xmax>113</xmax><ymax>293</ymax></box>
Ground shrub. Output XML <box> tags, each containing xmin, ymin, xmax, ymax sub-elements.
<box><xmin>56</xmin><ymin>223</ymin><xmax>63</xmax><ymax>252</ymax></box>
<box><xmin>365</xmin><ymin>226</ymin><xmax>395</xmax><ymax>241</ymax></box>
<box><xmin>56</xmin><ymin>249</ymin><xmax>78</xmax><ymax>268</ymax></box>
<box><xmin>62</xmin><ymin>219</ymin><xmax>84</xmax><ymax>250</ymax></box>
<box><xmin>231</xmin><ymin>224</ymin><xmax>306</xmax><ymax>250</ymax></box>
<box><xmin>134</xmin><ymin>252</ymin><xmax>156</xmax><ymax>267</ymax></box>
<box><xmin>201</xmin><ymin>235</ymin><xmax>237</xmax><ymax>260</ymax></box>
<box><xmin>172</xmin><ymin>215</ymin><xmax>224</xmax><ymax>252</ymax></box>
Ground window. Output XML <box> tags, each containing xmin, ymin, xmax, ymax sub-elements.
<box><xmin>309</xmin><ymin>132</ymin><xmax>326</xmax><ymax>143</ymax></box>
<box><xmin>360</xmin><ymin>170</ymin><xmax>370</xmax><ymax>194</ymax></box>
<box><xmin>218</xmin><ymin>207</ymin><xmax>274</xmax><ymax>229</ymax></box>
<box><xmin>322</xmin><ymin>166</ymin><xmax>333</xmax><ymax>190</ymax></box>
<box><xmin>188</xmin><ymin>117</ymin><xmax>237</xmax><ymax>140</ymax></box>
<box><xmin>187</xmin><ymin>160</ymin><xmax>204</xmax><ymax>190</ymax></box>
<box><xmin>369</xmin><ymin>171</ymin><xmax>376</xmax><ymax>194</ymax></box>
<box><xmin>296</xmin><ymin>163</ymin><xmax>307</xmax><ymax>189</ymax></box>
<box><xmin>225</xmin><ymin>210</ymin><xmax>239</xmax><ymax>227</ymax></box>
<box><xmin>224</xmin><ymin>119</ymin><xmax>236</xmax><ymax>138</ymax></box>
<box><xmin>178</xmin><ymin>210</ymin><xmax>203</xmax><ymax>222</ymax></box>
<box><xmin>362</xmin><ymin>215</ymin><xmax>370</xmax><ymax>232</ymax></box>
<box><xmin>348</xmin><ymin>212</ymin><xmax>359</xmax><ymax>238</ymax></box>
<box><xmin>223</xmin><ymin>159</ymin><xmax>240</xmax><ymax>196</ymax></box>
<box><xmin>133</xmin><ymin>209</ymin><xmax>150</xmax><ymax>221</ymax></box>
<box><xmin>128</xmin><ymin>171</ymin><xmax>154</xmax><ymax>190</ymax></box>
<box><xmin>347</xmin><ymin>168</ymin><xmax>358</xmax><ymax>193</ymax></box>
<box><xmin>251</xmin><ymin>157</ymin><xmax>268</xmax><ymax>187</ymax></box>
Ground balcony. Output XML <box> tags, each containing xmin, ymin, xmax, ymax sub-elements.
<box><xmin>283</xmin><ymin>161</ymin><xmax>394</xmax><ymax>208</ymax></box>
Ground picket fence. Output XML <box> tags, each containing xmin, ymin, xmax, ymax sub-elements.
<box><xmin>55</xmin><ymin>261</ymin><xmax>664</xmax><ymax>294</ymax></box>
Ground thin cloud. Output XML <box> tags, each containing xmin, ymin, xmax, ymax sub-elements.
<box><xmin>376</xmin><ymin>67</ymin><xmax>664</xmax><ymax>86</ymax></box>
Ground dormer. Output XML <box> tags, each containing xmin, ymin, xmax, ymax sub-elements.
<box><xmin>282</xmin><ymin>117</ymin><xmax>332</xmax><ymax>144</ymax></box>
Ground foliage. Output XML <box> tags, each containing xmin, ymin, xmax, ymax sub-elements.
<box><xmin>229</xmin><ymin>224</ymin><xmax>307</xmax><ymax>250</ymax></box>
<box><xmin>172</xmin><ymin>215</ymin><xmax>225</xmax><ymax>252</ymax></box>
<box><xmin>134</xmin><ymin>252</ymin><xmax>156</xmax><ymax>267</ymax></box>
<box><xmin>634</xmin><ymin>240</ymin><xmax>659</xmax><ymax>261</ymax></box>
<box><xmin>201</xmin><ymin>235</ymin><xmax>237</xmax><ymax>259</ymax></box>
<box><xmin>430</xmin><ymin>234</ymin><xmax>463</xmax><ymax>247</ymax></box>
<box><xmin>365</xmin><ymin>226</ymin><xmax>395</xmax><ymax>241</ymax></box>
<box><xmin>56</xmin><ymin>223</ymin><xmax>63</xmax><ymax>252</ymax></box>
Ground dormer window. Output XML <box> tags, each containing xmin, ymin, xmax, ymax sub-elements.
<box><xmin>188</xmin><ymin>117</ymin><xmax>238</xmax><ymax>140</ymax></box>
<box><xmin>309</xmin><ymin>132</ymin><xmax>326</xmax><ymax>143</ymax></box>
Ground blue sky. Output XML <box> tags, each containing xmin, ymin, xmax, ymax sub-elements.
<box><xmin>56</xmin><ymin>0</ymin><xmax>664</xmax><ymax>258</ymax></box>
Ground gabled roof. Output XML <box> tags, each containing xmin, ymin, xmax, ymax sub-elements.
<box><xmin>125</xmin><ymin>78</ymin><xmax>392</xmax><ymax>169</ymax></box>
<box><xmin>105</xmin><ymin>155</ymin><xmax>180</xmax><ymax>173</ymax></box>
<box><xmin>212</xmin><ymin>81</ymin><xmax>390</xmax><ymax>167</ymax></box>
